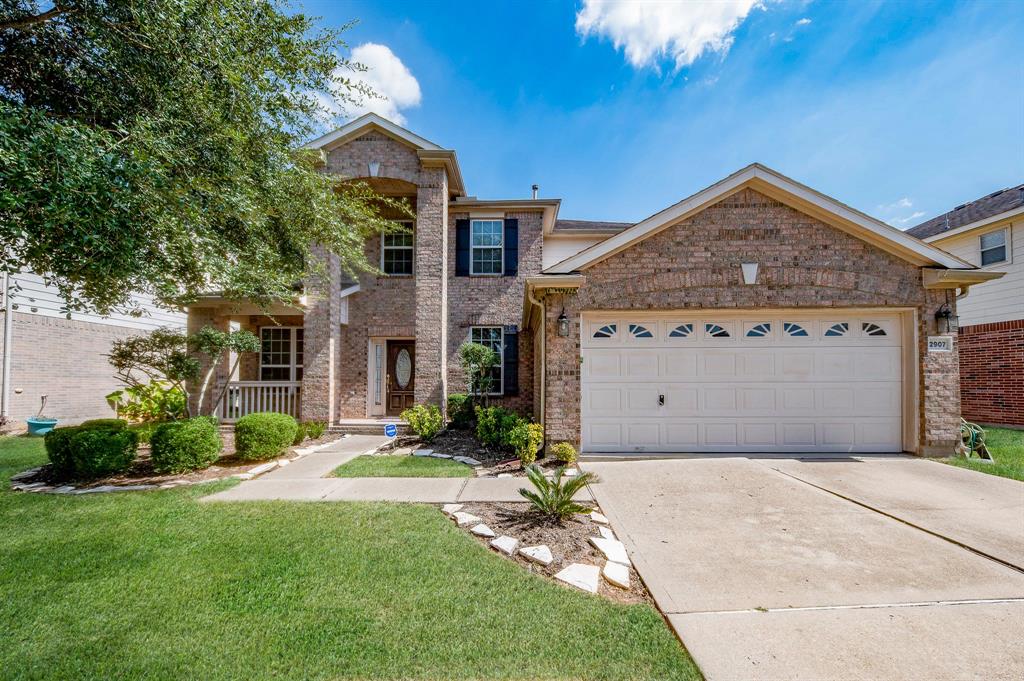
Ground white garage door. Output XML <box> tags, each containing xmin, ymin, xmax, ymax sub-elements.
<box><xmin>581</xmin><ymin>313</ymin><xmax>904</xmax><ymax>454</ymax></box>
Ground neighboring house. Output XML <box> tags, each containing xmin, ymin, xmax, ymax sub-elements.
<box><xmin>0</xmin><ymin>272</ymin><xmax>185</xmax><ymax>425</ymax></box>
<box><xmin>907</xmin><ymin>185</ymin><xmax>1024</xmax><ymax>428</ymax></box>
<box><xmin>187</xmin><ymin>113</ymin><xmax>999</xmax><ymax>456</ymax></box>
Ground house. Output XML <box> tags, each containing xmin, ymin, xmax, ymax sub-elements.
<box><xmin>907</xmin><ymin>185</ymin><xmax>1023</xmax><ymax>428</ymax></box>
<box><xmin>0</xmin><ymin>272</ymin><xmax>185</xmax><ymax>425</ymax></box>
<box><xmin>187</xmin><ymin>113</ymin><xmax>1001</xmax><ymax>456</ymax></box>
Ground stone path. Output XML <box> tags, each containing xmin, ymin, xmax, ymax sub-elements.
<box><xmin>201</xmin><ymin>436</ymin><xmax>594</xmax><ymax>504</ymax></box>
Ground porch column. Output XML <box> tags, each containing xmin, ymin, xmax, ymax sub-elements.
<box><xmin>920</xmin><ymin>291</ymin><xmax>961</xmax><ymax>455</ymax></box>
<box><xmin>301</xmin><ymin>247</ymin><xmax>341</xmax><ymax>423</ymax></box>
<box><xmin>414</xmin><ymin>166</ymin><xmax>449</xmax><ymax>408</ymax></box>
<box><xmin>542</xmin><ymin>291</ymin><xmax>581</xmax><ymax>448</ymax></box>
<box><xmin>186</xmin><ymin>307</ymin><xmax>231</xmax><ymax>417</ymax></box>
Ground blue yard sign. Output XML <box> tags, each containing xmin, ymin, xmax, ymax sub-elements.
<box><xmin>384</xmin><ymin>423</ymin><xmax>398</xmax><ymax>438</ymax></box>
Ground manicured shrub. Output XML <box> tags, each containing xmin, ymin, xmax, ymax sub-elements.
<box><xmin>508</xmin><ymin>422</ymin><xmax>544</xmax><ymax>465</ymax></box>
<box><xmin>127</xmin><ymin>421</ymin><xmax>159</xmax><ymax>444</ymax></box>
<box><xmin>78</xmin><ymin>418</ymin><xmax>128</xmax><ymax>431</ymax></box>
<box><xmin>45</xmin><ymin>425</ymin><xmax>139</xmax><ymax>479</ymax></box>
<box><xmin>475</xmin><ymin>406</ymin><xmax>525</xmax><ymax>449</ymax></box>
<box><xmin>446</xmin><ymin>393</ymin><xmax>474</xmax><ymax>429</ymax></box>
<box><xmin>303</xmin><ymin>421</ymin><xmax>327</xmax><ymax>440</ymax></box>
<box><xmin>150</xmin><ymin>417</ymin><xmax>222</xmax><ymax>474</ymax></box>
<box><xmin>292</xmin><ymin>421</ymin><xmax>308</xmax><ymax>446</ymax></box>
<box><xmin>234</xmin><ymin>412</ymin><xmax>298</xmax><ymax>460</ymax></box>
<box><xmin>402</xmin><ymin>404</ymin><xmax>444</xmax><ymax>442</ymax></box>
<box><xmin>519</xmin><ymin>464</ymin><xmax>597</xmax><ymax>522</ymax></box>
<box><xmin>550</xmin><ymin>441</ymin><xmax>577</xmax><ymax>464</ymax></box>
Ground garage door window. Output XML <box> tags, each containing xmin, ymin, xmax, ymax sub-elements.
<box><xmin>783</xmin><ymin>322</ymin><xmax>809</xmax><ymax>337</ymax></box>
<box><xmin>824</xmin><ymin>322</ymin><xmax>849</xmax><ymax>337</ymax></box>
<box><xmin>745</xmin><ymin>322</ymin><xmax>772</xmax><ymax>338</ymax></box>
<box><xmin>862</xmin><ymin>322</ymin><xmax>887</xmax><ymax>337</ymax></box>
<box><xmin>592</xmin><ymin>324</ymin><xmax>617</xmax><ymax>339</ymax></box>
<box><xmin>668</xmin><ymin>323</ymin><xmax>693</xmax><ymax>338</ymax></box>
<box><xmin>628</xmin><ymin>323</ymin><xmax>654</xmax><ymax>339</ymax></box>
<box><xmin>705</xmin><ymin>323</ymin><xmax>730</xmax><ymax>338</ymax></box>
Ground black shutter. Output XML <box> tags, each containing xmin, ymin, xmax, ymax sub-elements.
<box><xmin>455</xmin><ymin>219</ymin><xmax>470</xmax><ymax>276</ymax></box>
<box><xmin>503</xmin><ymin>218</ymin><xmax>518</xmax><ymax>277</ymax></box>
<box><xmin>502</xmin><ymin>325</ymin><xmax>519</xmax><ymax>396</ymax></box>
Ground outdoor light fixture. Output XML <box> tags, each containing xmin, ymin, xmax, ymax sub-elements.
<box><xmin>368</xmin><ymin>161</ymin><xmax>381</xmax><ymax>177</ymax></box>
<box><xmin>741</xmin><ymin>262</ymin><xmax>759</xmax><ymax>285</ymax></box>
<box><xmin>557</xmin><ymin>308</ymin><xmax>570</xmax><ymax>337</ymax></box>
<box><xmin>935</xmin><ymin>302</ymin><xmax>958</xmax><ymax>334</ymax></box>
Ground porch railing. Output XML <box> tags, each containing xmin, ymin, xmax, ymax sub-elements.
<box><xmin>218</xmin><ymin>381</ymin><xmax>301</xmax><ymax>423</ymax></box>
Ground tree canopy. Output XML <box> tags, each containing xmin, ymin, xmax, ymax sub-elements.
<box><xmin>0</xmin><ymin>0</ymin><xmax>405</xmax><ymax>315</ymax></box>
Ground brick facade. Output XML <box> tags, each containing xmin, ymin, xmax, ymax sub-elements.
<box><xmin>958</xmin><ymin>319</ymin><xmax>1024</xmax><ymax>427</ymax></box>
<box><xmin>542</xmin><ymin>188</ymin><xmax>961</xmax><ymax>455</ymax></box>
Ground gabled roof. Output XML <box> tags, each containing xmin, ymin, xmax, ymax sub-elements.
<box><xmin>907</xmin><ymin>183</ymin><xmax>1024</xmax><ymax>241</ymax></box>
<box><xmin>302</xmin><ymin>112</ymin><xmax>443</xmax><ymax>151</ymax></box>
<box><xmin>301</xmin><ymin>113</ymin><xmax>465</xmax><ymax>196</ymax></box>
<box><xmin>552</xmin><ymin>219</ymin><xmax>633</xmax><ymax>234</ymax></box>
<box><xmin>545</xmin><ymin>163</ymin><xmax>973</xmax><ymax>274</ymax></box>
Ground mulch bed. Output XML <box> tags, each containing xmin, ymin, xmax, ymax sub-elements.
<box><xmin>384</xmin><ymin>429</ymin><xmax>573</xmax><ymax>478</ymax></box>
<box><xmin>16</xmin><ymin>431</ymin><xmax>339</xmax><ymax>490</ymax></box>
<box><xmin>454</xmin><ymin>501</ymin><xmax>654</xmax><ymax>606</ymax></box>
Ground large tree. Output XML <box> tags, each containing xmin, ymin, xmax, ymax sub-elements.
<box><xmin>0</xmin><ymin>0</ymin><xmax>404</xmax><ymax>315</ymax></box>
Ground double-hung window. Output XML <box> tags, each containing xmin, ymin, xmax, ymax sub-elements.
<box><xmin>471</xmin><ymin>219</ymin><xmax>503</xmax><ymax>275</ymax></box>
<box><xmin>260</xmin><ymin>327</ymin><xmax>303</xmax><ymax>381</ymax></box>
<box><xmin>382</xmin><ymin>222</ymin><xmax>414</xmax><ymax>276</ymax></box>
<box><xmin>980</xmin><ymin>229</ymin><xmax>1008</xmax><ymax>266</ymax></box>
<box><xmin>470</xmin><ymin>326</ymin><xmax>503</xmax><ymax>395</ymax></box>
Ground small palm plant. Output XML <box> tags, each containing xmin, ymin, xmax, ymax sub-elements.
<box><xmin>518</xmin><ymin>464</ymin><xmax>597</xmax><ymax>521</ymax></box>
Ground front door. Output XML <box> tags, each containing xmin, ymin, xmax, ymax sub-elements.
<box><xmin>386</xmin><ymin>341</ymin><xmax>415</xmax><ymax>415</ymax></box>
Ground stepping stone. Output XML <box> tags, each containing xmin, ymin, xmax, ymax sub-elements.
<box><xmin>589</xmin><ymin>537</ymin><xmax>631</xmax><ymax>566</ymax></box>
<box><xmin>51</xmin><ymin>486</ymin><xmax>76</xmax><ymax>494</ymax></box>
<box><xmin>233</xmin><ymin>473</ymin><xmax>255</xmax><ymax>480</ymax></box>
<box><xmin>429</xmin><ymin>452</ymin><xmax>453</xmax><ymax>459</ymax></box>
<box><xmin>490</xmin><ymin>535</ymin><xmax>519</xmax><ymax>556</ymax></box>
<box><xmin>275</xmin><ymin>459</ymin><xmax>290</xmax><ymax>467</ymax></box>
<box><xmin>470</xmin><ymin>523</ymin><xmax>495</xmax><ymax>538</ymax></box>
<box><xmin>519</xmin><ymin>544</ymin><xmax>554</xmax><ymax>566</ymax></box>
<box><xmin>590</xmin><ymin>511</ymin><xmax>609</xmax><ymax>524</ymax></box>
<box><xmin>453</xmin><ymin>456</ymin><xmax>481</xmax><ymax>466</ymax></box>
<box><xmin>414</xmin><ymin>449</ymin><xmax>433</xmax><ymax>457</ymax></box>
<box><xmin>602</xmin><ymin>561</ymin><xmax>630</xmax><ymax>589</ymax></box>
<box><xmin>16</xmin><ymin>482</ymin><xmax>47</xmax><ymax>490</ymax></box>
<box><xmin>394</xmin><ymin>447</ymin><xmax>413</xmax><ymax>456</ymax></box>
<box><xmin>441</xmin><ymin>503</ymin><xmax>463</xmax><ymax>515</ymax></box>
<box><xmin>563</xmin><ymin>468</ymin><xmax>579</xmax><ymax>477</ymax></box>
<box><xmin>598</xmin><ymin>525</ymin><xmax>616</xmax><ymax>541</ymax></box>
<box><xmin>28</xmin><ymin>485</ymin><xmax>54</xmax><ymax>492</ymax></box>
<box><xmin>496</xmin><ymin>473</ymin><xmax>513</xmax><ymax>478</ymax></box>
<box><xmin>248</xmin><ymin>462</ymin><xmax>278</xmax><ymax>476</ymax></box>
<box><xmin>554</xmin><ymin>563</ymin><xmax>600</xmax><ymax>594</ymax></box>
<box><xmin>10</xmin><ymin>468</ymin><xmax>40</xmax><ymax>482</ymax></box>
<box><xmin>452</xmin><ymin>511</ymin><xmax>481</xmax><ymax>526</ymax></box>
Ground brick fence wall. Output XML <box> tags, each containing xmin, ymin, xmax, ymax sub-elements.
<box><xmin>958</xmin><ymin>319</ymin><xmax>1024</xmax><ymax>427</ymax></box>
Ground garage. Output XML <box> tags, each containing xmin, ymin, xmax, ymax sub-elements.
<box><xmin>581</xmin><ymin>311</ymin><xmax>906</xmax><ymax>454</ymax></box>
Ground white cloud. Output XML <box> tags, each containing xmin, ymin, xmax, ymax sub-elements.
<box><xmin>321</xmin><ymin>43</ymin><xmax>421</xmax><ymax>125</ymax></box>
<box><xmin>877</xmin><ymin>197</ymin><xmax>925</xmax><ymax>227</ymax></box>
<box><xmin>576</xmin><ymin>0</ymin><xmax>765</xmax><ymax>71</ymax></box>
<box><xmin>795</xmin><ymin>17</ymin><xmax>812</xmax><ymax>26</ymax></box>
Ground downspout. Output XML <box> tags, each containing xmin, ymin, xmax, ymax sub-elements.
<box><xmin>1</xmin><ymin>272</ymin><xmax>12</xmax><ymax>420</ymax></box>
<box><xmin>527</xmin><ymin>284</ymin><xmax>545</xmax><ymax>431</ymax></box>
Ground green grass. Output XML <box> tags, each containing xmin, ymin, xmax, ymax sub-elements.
<box><xmin>944</xmin><ymin>427</ymin><xmax>1024</xmax><ymax>481</ymax></box>
<box><xmin>333</xmin><ymin>454</ymin><xmax>473</xmax><ymax>478</ymax></box>
<box><xmin>0</xmin><ymin>437</ymin><xmax>699</xmax><ymax>680</ymax></box>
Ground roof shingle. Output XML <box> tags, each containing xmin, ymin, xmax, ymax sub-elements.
<box><xmin>907</xmin><ymin>184</ymin><xmax>1024</xmax><ymax>239</ymax></box>
<box><xmin>553</xmin><ymin>219</ymin><xmax>632</xmax><ymax>233</ymax></box>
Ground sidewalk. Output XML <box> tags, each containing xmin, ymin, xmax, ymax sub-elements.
<box><xmin>201</xmin><ymin>436</ymin><xmax>593</xmax><ymax>504</ymax></box>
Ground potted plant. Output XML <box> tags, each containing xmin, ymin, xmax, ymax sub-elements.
<box><xmin>26</xmin><ymin>395</ymin><xmax>58</xmax><ymax>436</ymax></box>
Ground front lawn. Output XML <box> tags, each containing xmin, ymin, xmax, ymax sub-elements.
<box><xmin>0</xmin><ymin>437</ymin><xmax>699</xmax><ymax>680</ymax></box>
<box><xmin>334</xmin><ymin>454</ymin><xmax>473</xmax><ymax>478</ymax></box>
<box><xmin>944</xmin><ymin>427</ymin><xmax>1024</xmax><ymax>481</ymax></box>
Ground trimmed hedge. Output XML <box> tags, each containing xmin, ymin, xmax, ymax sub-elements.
<box><xmin>549</xmin><ymin>442</ymin><xmax>577</xmax><ymax>464</ymax></box>
<box><xmin>78</xmin><ymin>418</ymin><xmax>127</xmax><ymax>431</ymax></box>
<box><xmin>446</xmin><ymin>393</ymin><xmax>474</xmax><ymax>429</ymax></box>
<box><xmin>475</xmin><ymin>406</ymin><xmax>524</xmax><ymax>449</ymax></box>
<box><xmin>151</xmin><ymin>417</ymin><xmax>222</xmax><ymax>474</ymax></box>
<box><xmin>402</xmin><ymin>404</ymin><xmax>444</xmax><ymax>442</ymax></box>
<box><xmin>44</xmin><ymin>424</ymin><xmax>138</xmax><ymax>479</ymax></box>
<box><xmin>234</xmin><ymin>412</ymin><xmax>298</xmax><ymax>461</ymax></box>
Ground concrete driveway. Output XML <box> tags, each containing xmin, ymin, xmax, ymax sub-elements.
<box><xmin>585</xmin><ymin>456</ymin><xmax>1024</xmax><ymax>680</ymax></box>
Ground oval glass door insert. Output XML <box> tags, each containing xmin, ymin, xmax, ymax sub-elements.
<box><xmin>395</xmin><ymin>348</ymin><xmax>412</xmax><ymax>388</ymax></box>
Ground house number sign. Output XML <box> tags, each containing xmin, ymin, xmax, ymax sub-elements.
<box><xmin>927</xmin><ymin>336</ymin><xmax>953</xmax><ymax>353</ymax></box>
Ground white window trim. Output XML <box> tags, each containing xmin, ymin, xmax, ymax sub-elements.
<box><xmin>259</xmin><ymin>326</ymin><xmax>303</xmax><ymax>382</ymax></box>
<box><xmin>470</xmin><ymin>219</ymin><xmax>504</xmax><ymax>276</ymax></box>
<box><xmin>381</xmin><ymin>221</ymin><xmax>415</xmax><ymax>276</ymax></box>
<box><xmin>979</xmin><ymin>227</ymin><xmax>1010</xmax><ymax>268</ymax></box>
<box><xmin>470</xmin><ymin>326</ymin><xmax>504</xmax><ymax>395</ymax></box>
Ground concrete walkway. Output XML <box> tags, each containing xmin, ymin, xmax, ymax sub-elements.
<box><xmin>201</xmin><ymin>435</ymin><xmax>592</xmax><ymax>503</ymax></box>
<box><xmin>584</xmin><ymin>456</ymin><xmax>1024</xmax><ymax>681</ymax></box>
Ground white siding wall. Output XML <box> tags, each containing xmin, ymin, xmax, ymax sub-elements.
<box><xmin>542</xmin><ymin>235</ymin><xmax>608</xmax><ymax>270</ymax></box>
<box><xmin>8</xmin><ymin>272</ymin><xmax>185</xmax><ymax>331</ymax></box>
<box><xmin>934</xmin><ymin>221</ymin><xmax>1023</xmax><ymax>326</ymax></box>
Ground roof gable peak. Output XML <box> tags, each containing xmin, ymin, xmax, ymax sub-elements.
<box><xmin>302</xmin><ymin>113</ymin><xmax>443</xmax><ymax>152</ymax></box>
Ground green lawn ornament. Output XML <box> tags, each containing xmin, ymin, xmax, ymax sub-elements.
<box><xmin>957</xmin><ymin>419</ymin><xmax>993</xmax><ymax>462</ymax></box>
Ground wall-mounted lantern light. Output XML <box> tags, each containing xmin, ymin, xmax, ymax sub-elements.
<box><xmin>741</xmin><ymin>262</ymin><xmax>759</xmax><ymax>285</ymax></box>
<box><xmin>368</xmin><ymin>161</ymin><xmax>381</xmax><ymax>177</ymax></box>
<box><xmin>935</xmin><ymin>302</ymin><xmax>958</xmax><ymax>334</ymax></box>
<box><xmin>557</xmin><ymin>308</ymin><xmax>570</xmax><ymax>337</ymax></box>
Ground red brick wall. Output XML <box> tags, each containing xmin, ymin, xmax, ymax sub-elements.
<box><xmin>958</xmin><ymin>319</ymin><xmax>1024</xmax><ymax>427</ymax></box>
<box><xmin>543</xmin><ymin>188</ymin><xmax>961</xmax><ymax>455</ymax></box>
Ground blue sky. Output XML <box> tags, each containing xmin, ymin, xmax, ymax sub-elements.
<box><xmin>304</xmin><ymin>0</ymin><xmax>1024</xmax><ymax>229</ymax></box>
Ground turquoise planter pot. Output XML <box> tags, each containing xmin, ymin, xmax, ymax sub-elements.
<box><xmin>26</xmin><ymin>417</ymin><xmax>58</xmax><ymax>436</ymax></box>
